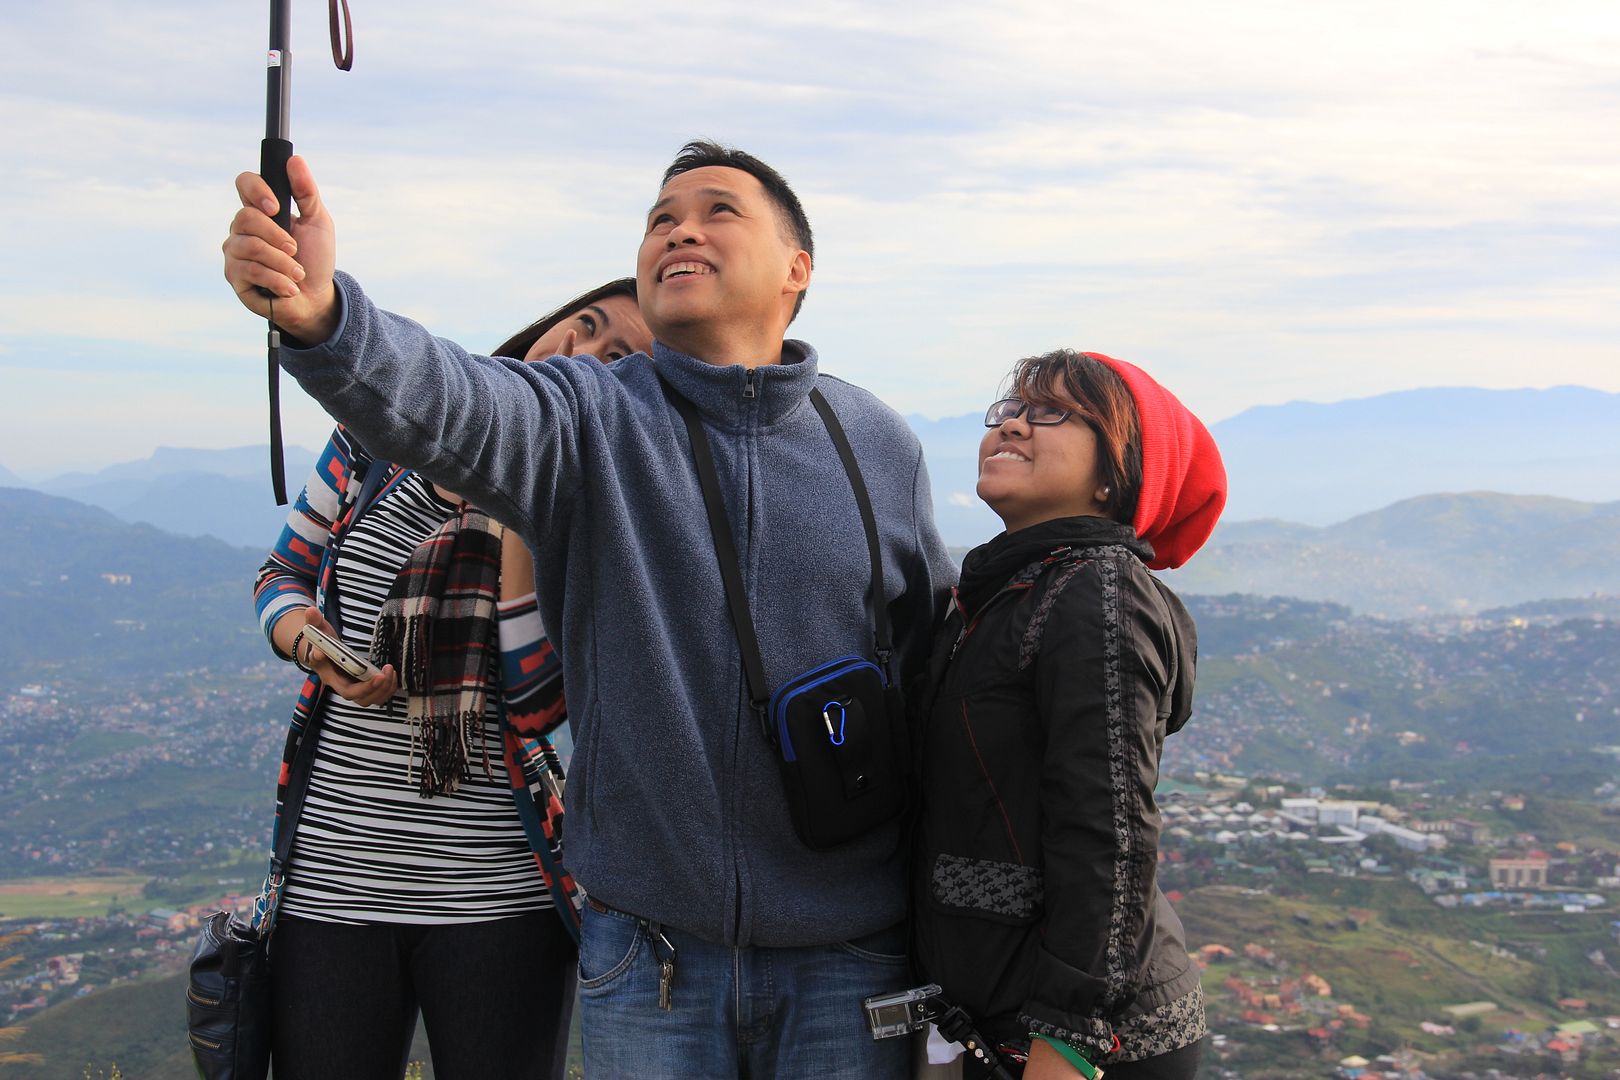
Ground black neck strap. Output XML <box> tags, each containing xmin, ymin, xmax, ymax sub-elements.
<box><xmin>269</xmin><ymin>709</ymin><xmax>323</xmax><ymax>877</ymax></box>
<box><xmin>658</xmin><ymin>375</ymin><xmax>892</xmax><ymax>716</ymax></box>
<box><xmin>807</xmin><ymin>389</ymin><xmax>893</xmax><ymax>668</ymax></box>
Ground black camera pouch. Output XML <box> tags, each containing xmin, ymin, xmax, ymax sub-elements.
<box><xmin>769</xmin><ymin>657</ymin><xmax>909</xmax><ymax>849</ymax></box>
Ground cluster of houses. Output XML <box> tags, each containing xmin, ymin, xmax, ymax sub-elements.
<box><xmin>1333</xmin><ymin>1049</ymin><xmax>1433</xmax><ymax>1078</ymax></box>
<box><xmin>1441</xmin><ymin>1005</ymin><xmax>1620</xmax><ymax>1073</ymax></box>
<box><xmin>1200</xmin><ymin>937</ymin><xmax>1620</xmax><ymax>1078</ymax></box>
<box><xmin>2</xmin><ymin>893</ymin><xmax>254</xmax><ymax>1023</ymax></box>
<box><xmin>1194</xmin><ymin>940</ymin><xmax>1372</xmax><ymax>1043</ymax></box>
<box><xmin>2</xmin><ymin>950</ymin><xmax>94</xmax><ymax>1023</ymax></box>
<box><xmin>1163</xmin><ymin>792</ymin><xmax>1459</xmax><ymax>852</ymax></box>
<box><xmin>1163</xmin><ymin>787</ymin><xmax>1620</xmax><ymax>910</ymax></box>
<box><xmin>1512</xmin><ymin>1017</ymin><xmax>1610</xmax><ymax>1068</ymax></box>
<box><xmin>2</xmin><ymin>682</ymin><xmax>287</xmax><ymax>875</ymax></box>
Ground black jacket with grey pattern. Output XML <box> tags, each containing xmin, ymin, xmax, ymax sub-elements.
<box><xmin>911</xmin><ymin>516</ymin><xmax>1206</xmax><ymax>1064</ymax></box>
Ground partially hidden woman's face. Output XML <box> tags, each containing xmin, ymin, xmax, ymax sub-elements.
<box><xmin>523</xmin><ymin>293</ymin><xmax>652</xmax><ymax>363</ymax></box>
<box><xmin>976</xmin><ymin>398</ymin><xmax>1110</xmax><ymax>534</ymax></box>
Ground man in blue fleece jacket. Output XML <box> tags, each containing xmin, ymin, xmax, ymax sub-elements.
<box><xmin>224</xmin><ymin>142</ymin><xmax>955</xmax><ymax>1077</ymax></box>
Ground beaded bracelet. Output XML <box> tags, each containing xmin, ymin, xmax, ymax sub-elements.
<box><xmin>289</xmin><ymin>627</ymin><xmax>316</xmax><ymax>674</ymax></box>
<box><xmin>1029</xmin><ymin>1033</ymin><xmax>1104</xmax><ymax>1079</ymax></box>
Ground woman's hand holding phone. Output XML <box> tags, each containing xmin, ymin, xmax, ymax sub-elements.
<box><xmin>287</xmin><ymin>607</ymin><xmax>398</xmax><ymax>706</ymax></box>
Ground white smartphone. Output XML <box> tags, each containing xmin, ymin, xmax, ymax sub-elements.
<box><xmin>299</xmin><ymin>624</ymin><xmax>382</xmax><ymax>682</ymax></box>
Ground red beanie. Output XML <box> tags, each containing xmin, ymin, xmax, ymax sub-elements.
<box><xmin>1085</xmin><ymin>353</ymin><xmax>1227</xmax><ymax>571</ymax></box>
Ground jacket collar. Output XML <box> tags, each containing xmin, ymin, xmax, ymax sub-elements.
<box><xmin>649</xmin><ymin>339</ymin><xmax>818</xmax><ymax>430</ymax></box>
<box><xmin>957</xmin><ymin>515</ymin><xmax>1151</xmax><ymax>617</ymax></box>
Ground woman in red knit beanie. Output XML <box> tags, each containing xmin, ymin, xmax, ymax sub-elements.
<box><xmin>911</xmin><ymin>349</ymin><xmax>1225</xmax><ymax>1080</ymax></box>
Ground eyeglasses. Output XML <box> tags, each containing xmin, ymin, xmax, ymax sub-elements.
<box><xmin>983</xmin><ymin>398</ymin><xmax>1072</xmax><ymax>428</ymax></box>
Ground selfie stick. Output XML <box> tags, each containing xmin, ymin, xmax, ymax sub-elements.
<box><xmin>932</xmin><ymin>1003</ymin><xmax>1020</xmax><ymax>1080</ymax></box>
<box><xmin>262</xmin><ymin>0</ymin><xmax>294</xmax><ymax>505</ymax></box>
<box><xmin>258</xmin><ymin>0</ymin><xmax>352</xmax><ymax>505</ymax></box>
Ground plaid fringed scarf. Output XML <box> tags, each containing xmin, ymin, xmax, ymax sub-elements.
<box><xmin>371</xmin><ymin>505</ymin><xmax>504</xmax><ymax>797</ymax></box>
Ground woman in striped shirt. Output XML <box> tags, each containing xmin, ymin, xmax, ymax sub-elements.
<box><xmin>253</xmin><ymin>279</ymin><xmax>650</xmax><ymax>1080</ymax></box>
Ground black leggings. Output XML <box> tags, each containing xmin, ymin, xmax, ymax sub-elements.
<box><xmin>269</xmin><ymin>910</ymin><xmax>576</xmax><ymax>1080</ymax></box>
<box><xmin>1100</xmin><ymin>1039</ymin><xmax>1204</xmax><ymax>1079</ymax></box>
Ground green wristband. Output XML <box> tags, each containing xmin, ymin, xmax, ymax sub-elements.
<box><xmin>1030</xmin><ymin>1032</ymin><xmax>1103</xmax><ymax>1079</ymax></box>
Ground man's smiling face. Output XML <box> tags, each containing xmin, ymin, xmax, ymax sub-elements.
<box><xmin>636</xmin><ymin>165</ymin><xmax>808</xmax><ymax>350</ymax></box>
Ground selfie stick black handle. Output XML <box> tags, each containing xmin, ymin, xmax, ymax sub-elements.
<box><xmin>259</xmin><ymin>0</ymin><xmax>294</xmax><ymax>288</ymax></box>
<box><xmin>260</xmin><ymin>139</ymin><xmax>294</xmax><ymax>235</ymax></box>
<box><xmin>262</xmin><ymin>0</ymin><xmax>293</xmax><ymax>504</ymax></box>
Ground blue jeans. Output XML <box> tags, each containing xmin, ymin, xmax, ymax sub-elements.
<box><xmin>578</xmin><ymin>901</ymin><xmax>912</xmax><ymax>1078</ymax></box>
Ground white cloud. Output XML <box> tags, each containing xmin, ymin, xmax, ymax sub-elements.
<box><xmin>2</xmin><ymin>0</ymin><xmax>1617</xmax><ymax>472</ymax></box>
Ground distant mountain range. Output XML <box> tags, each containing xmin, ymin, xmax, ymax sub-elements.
<box><xmin>11</xmin><ymin>445</ymin><xmax>317</xmax><ymax>550</ymax></box>
<box><xmin>1210</xmin><ymin>384</ymin><xmax>1620</xmax><ymax>524</ymax></box>
<box><xmin>3</xmin><ymin>480</ymin><xmax>1617</xmax><ymax>660</ymax></box>
<box><xmin>0</xmin><ymin>488</ymin><xmax>264</xmax><ymax>682</ymax></box>
<box><xmin>910</xmin><ymin>384</ymin><xmax>1620</xmax><ymax>541</ymax></box>
<box><xmin>4</xmin><ymin>384</ymin><xmax>1619</xmax><ymax>581</ymax></box>
<box><xmin>1160</xmin><ymin>492</ymin><xmax>1620</xmax><ymax>617</ymax></box>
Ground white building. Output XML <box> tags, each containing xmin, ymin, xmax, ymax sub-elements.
<box><xmin>1319</xmin><ymin>801</ymin><xmax>1360</xmax><ymax>828</ymax></box>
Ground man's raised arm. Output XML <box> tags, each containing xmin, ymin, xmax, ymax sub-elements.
<box><xmin>219</xmin><ymin>156</ymin><xmax>593</xmax><ymax>547</ymax></box>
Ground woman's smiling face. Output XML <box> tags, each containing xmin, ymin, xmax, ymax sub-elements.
<box><xmin>976</xmin><ymin>398</ymin><xmax>1109</xmax><ymax>534</ymax></box>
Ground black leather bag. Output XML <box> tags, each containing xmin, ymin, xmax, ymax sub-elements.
<box><xmin>186</xmin><ymin>911</ymin><xmax>272</xmax><ymax>1080</ymax></box>
<box><xmin>186</xmin><ymin>713</ymin><xmax>322</xmax><ymax>1078</ymax></box>
<box><xmin>185</xmin><ymin>723</ymin><xmax>320</xmax><ymax>1079</ymax></box>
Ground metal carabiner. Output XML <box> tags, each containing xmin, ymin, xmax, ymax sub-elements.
<box><xmin>822</xmin><ymin>700</ymin><xmax>847</xmax><ymax>746</ymax></box>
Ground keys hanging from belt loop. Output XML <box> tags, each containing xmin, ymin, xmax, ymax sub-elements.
<box><xmin>643</xmin><ymin>921</ymin><xmax>676</xmax><ymax>1011</ymax></box>
<box><xmin>658</xmin><ymin>954</ymin><xmax>675</xmax><ymax>1011</ymax></box>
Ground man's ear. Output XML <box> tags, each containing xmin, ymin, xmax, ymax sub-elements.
<box><xmin>783</xmin><ymin>249</ymin><xmax>811</xmax><ymax>299</ymax></box>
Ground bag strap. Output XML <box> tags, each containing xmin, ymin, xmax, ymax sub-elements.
<box><xmin>351</xmin><ymin>454</ymin><xmax>395</xmax><ymax>526</ymax></box>
<box><xmin>268</xmin><ymin>706</ymin><xmax>324</xmax><ymax>877</ymax></box>
<box><xmin>495</xmin><ymin>696</ymin><xmax>585</xmax><ymax>944</ymax></box>
<box><xmin>807</xmin><ymin>389</ymin><xmax>893</xmax><ymax>673</ymax></box>
<box><xmin>659</xmin><ymin>381</ymin><xmax>772</xmax><ymax>714</ymax></box>
<box><xmin>657</xmin><ymin>374</ymin><xmax>892</xmax><ymax>716</ymax></box>
<box><xmin>319</xmin><ymin>451</ymin><xmax>397</xmax><ymax>638</ymax></box>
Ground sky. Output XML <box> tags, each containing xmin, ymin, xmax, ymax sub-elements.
<box><xmin>2</xmin><ymin>0</ymin><xmax>1617</xmax><ymax>477</ymax></box>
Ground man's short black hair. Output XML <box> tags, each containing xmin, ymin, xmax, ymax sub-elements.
<box><xmin>663</xmin><ymin>140</ymin><xmax>814</xmax><ymax>322</ymax></box>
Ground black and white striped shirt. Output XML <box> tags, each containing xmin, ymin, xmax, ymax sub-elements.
<box><xmin>281</xmin><ymin>472</ymin><xmax>549</xmax><ymax>924</ymax></box>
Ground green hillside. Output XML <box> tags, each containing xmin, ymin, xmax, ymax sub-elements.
<box><xmin>1166</xmin><ymin>492</ymin><xmax>1620</xmax><ymax>616</ymax></box>
<box><xmin>4</xmin><ymin>493</ymin><xmax>1617</xmax><ymax>1077</ymax></box>
<box><xmin>4</xmin><ymin>971</ymin><xmax>196</xmax><ymax>1080</ymax></box>
<box><xmin>1174</xmin><ymin>594</ymin><xmax>1620</xmax><ymax>786</ymax></box>
<box><xmin>0</xmin><ymin>489</ymin><xmax>265</xmax><ymax>683</ymax></box>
